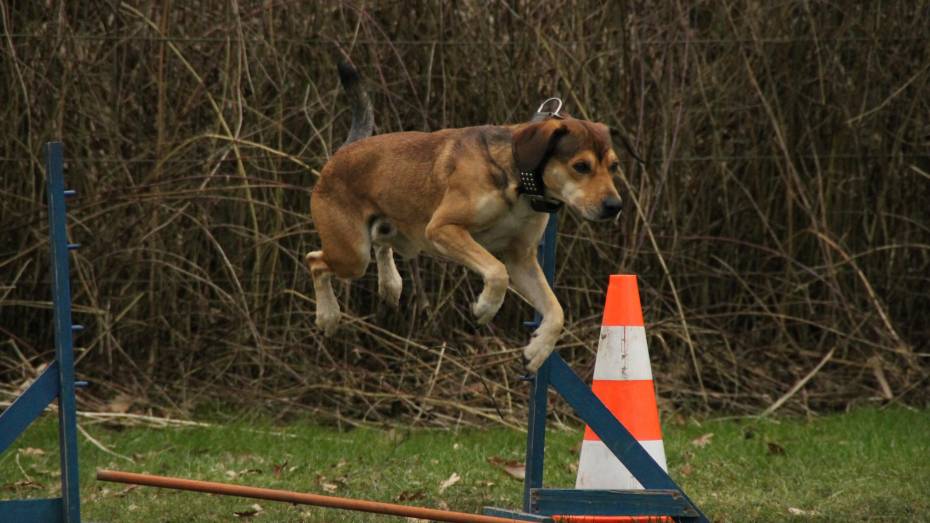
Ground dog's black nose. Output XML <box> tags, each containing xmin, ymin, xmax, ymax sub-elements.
<box><xmin>599</xmin><ymin>197</ymin><xmax>623</xmax><ymax>219</ymax></box>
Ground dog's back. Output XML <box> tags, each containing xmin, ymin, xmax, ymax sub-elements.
<box><xmin>316</xmin><ymin>130</ymin><xmax>449</xmax><ymax>213</ymax></box>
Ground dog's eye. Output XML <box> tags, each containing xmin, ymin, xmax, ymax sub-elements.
<box><xmin>572</xmin><ymin>161</ymin><xmax>591</xmax><ymax>174</ymax></box>
<box><xmin>609</xmin><ymin>162</ymin><xmax>620</xmax><ymax>173</ymax></box>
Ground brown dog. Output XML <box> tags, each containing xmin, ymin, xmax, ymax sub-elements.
<box><xmin>306</xmin><ymin>64</ymin><xmax>623</xmax><ymax>372</ymax></box>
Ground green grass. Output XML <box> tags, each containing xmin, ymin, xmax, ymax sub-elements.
<box><xmin>2</xmin><ymin>408</ymin><xmax>928</xmax><ymax>522</ymax></box>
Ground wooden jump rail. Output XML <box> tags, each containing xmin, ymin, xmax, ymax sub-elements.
<box><xmin>96</xmin><ymin>469</ymin><xmax>522</xmax><ymax>523</ymax></box>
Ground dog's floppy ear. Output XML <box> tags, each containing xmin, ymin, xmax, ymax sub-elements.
<box><xmin>513</xmin><ymin>120</ymin><xmax>568</xmax><ymax>173</ymax></box>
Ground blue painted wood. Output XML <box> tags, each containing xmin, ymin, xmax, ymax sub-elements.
<box><xmin>522</xmin><ymin>359</ymin><xmax>550</xmax><ymax>513</ymax></box>
<box><xmin>539</xmin><ymin>214</ymin><xmax>557</xmax><ymax>287</ymax></box>
<box><xmin>531</xmin><ymin>488</ymin><xmax>696</xmax><ymax>517</ymax></box>
<box><xmin>0</xmin><ymin>362</ymin><xmax>60</xmax><ymax>454</ymax></box>
<box><xmin>46</xmin><ymin>141</ymin><xmax>82</xmax><ymax>523</ymax></box>
<box><xmin>549</xmin><ymin>354</ymin><xmax>672</xmax><ymax>488</ymax></box>
<box><xmin>547</xmin><ymin>354</ymin><xmax>708</xmax><ymax>522</ymax></box>
<box><xmin>482</xmin><ymin>507</ymin><xmax>552</xmax><ymax>522</ymax></box>
<box><xmin>0</xmin><ymin>498</ymin><xmax>64</xmax><ymax>523</ymax></box>
<box><xmin>521</xmin><ymin>212</ymin><xmax>558</xmax><ymax>510</ymax></box>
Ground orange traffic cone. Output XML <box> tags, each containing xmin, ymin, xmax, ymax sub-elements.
<box><xmin>575</xmin><ymin>275</ymin><xmax>668</xmax><ymax>490</ymax></box>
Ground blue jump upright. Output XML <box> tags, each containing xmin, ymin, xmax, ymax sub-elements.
<box><xmin>485</xmin><ymin>190</ymin><xmax>708</xmax><ymax>521</ymax></box>
<box><xmin>0</xmin><ymin>142</ymin><xmax>83</xmax><ymax>523</ymax></box>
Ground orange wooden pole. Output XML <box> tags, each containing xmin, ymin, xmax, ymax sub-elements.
<box><xmin>97</xmin><ymin>469</ymin><xmax>523</xmax><ymax>523</ymax></box>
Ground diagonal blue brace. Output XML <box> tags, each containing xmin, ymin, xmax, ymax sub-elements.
<box><xmin>549</xmin><ymin>355</ymin><xmax>677</xmax><ymax>489</ymax></box>
<box><xmin>547</xmin><ymin>353</ymin><xmax>707</xmax><ymax>521</ymax></box>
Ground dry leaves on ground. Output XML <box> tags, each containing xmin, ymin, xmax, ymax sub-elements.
<box><xmin>788</xmin><ymin>506</ymin><xmax>818</xmax><ymax>517</ymax></box>
<box><xmin>487</xmin><ymin>456</ymin><xmax>525</xmax><ymax>480</ymax></box>
<box><xmin>233</xmin><ymin>503</ymin><xmax>263</xmax><ymax>518</ymax></box>
<box><xmin>438</xmin><ymin>472</ymin><xmax>461</xmax><ymax>493</ymax></box>
<box><xmin>691</xmin><ymin>433</ymin><xmax>714</xmax><ymax>448</ymax></box>
<box><xmin>767</xmin><ymin>441</ymin><xmax>787</xmax><ymax>456</ymax></box>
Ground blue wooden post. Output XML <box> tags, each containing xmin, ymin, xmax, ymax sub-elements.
<box><xmin>46</xmin><ymin>142</ymin><xmax>82</xmax><ymax>523</ymax></box>
<box><xmin>522</xmin><ymin>213</ymin><xmax>558</xmax><ymax>511</ymax></box>
<box><xmin>539</xmin><ymin>216</ymin><xmax>558</xmax><ymax>291</ymax></box>
<box><xmin>522</xmin><ymin>358</ymin><xmax>549</xmax><ymax>512</ymax></box>
<box><xmin>0</xmin><ymin>142</ymin><xmax>82</xmax><ymax>523</ymax></box>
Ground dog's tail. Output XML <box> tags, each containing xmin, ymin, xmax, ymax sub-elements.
<box><xmin>337</xmin><ymin>61</ymin><xmax>374</xmax><ymax>148</ymax></box>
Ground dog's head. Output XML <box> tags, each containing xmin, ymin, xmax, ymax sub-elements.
<box><xmin>513</xmin><ymin>118</ymin><xmax>623</xmax><ymax>221</ymax></box>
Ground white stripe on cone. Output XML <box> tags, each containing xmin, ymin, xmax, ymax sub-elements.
<box><xmin>575</xmin><ymin>439</ymin><xmax>668</xmax><ymax>489</ymax></box>
<box><xmin>593</xmin><ymin>326</ymin><xmax>653</xmax><ymax>381</ymax></box>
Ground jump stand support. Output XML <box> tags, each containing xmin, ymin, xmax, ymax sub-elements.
<box><xmin>0</xmin><ymin>142</ymin><xmax>84</xmax><ymax>523</ymax></box>
<box><xmin>480</xmin><ymin>214</ymin><xmax>707</xmax><ymax>523</ymax></box>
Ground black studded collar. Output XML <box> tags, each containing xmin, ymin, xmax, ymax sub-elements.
<box><xmin>516</xmin><ymin>98</ymin><xmax>565</xmax><ymax>214</ymax></box>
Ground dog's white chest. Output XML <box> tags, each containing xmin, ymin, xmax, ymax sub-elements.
<box><xmin>472</xmin><ymin>200</ymin><xmax>547</xmax><ymax>254</ymax></box>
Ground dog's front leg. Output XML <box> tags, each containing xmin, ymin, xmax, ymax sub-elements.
<box><xmin>504</xmin><ymin>249</ymin><xmax>564</xmax><ymax>372</ymax></box>
<box><xmin>425</xmin><ymin>222</ymin><xmax>508</xmax><ymax>324</ymax></box>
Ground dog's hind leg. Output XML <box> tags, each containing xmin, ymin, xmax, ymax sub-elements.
<box><xmin>371</xmin><ymin>218</ymin><xmax>403</xmax><ymax>307</ymax></box>
<box><xmin>305</xmin><ymin>251</ymin><xmax>341</xmax><ymax>336</ymax></box>
<box><xmin>307</xmin><ymin>194</ymin><xmax>372</xmax><ymax>336</ymax></box>
<box><xmin>374</xmin><ymin>246</ymin><xmax>402</xmax><ymax>307</ymax></box>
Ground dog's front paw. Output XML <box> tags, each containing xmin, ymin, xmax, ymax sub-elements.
<box><xmin>473</xmin><ymin>291</ymin><xmax>505</xmax><ymax>325</ymax></box>
<box><xmin>315</xmin><ymin>310</ymin><xmax>340</xmax><ymax>337</ymax></box>
<box><xmin>522</xmin><ymin>334</ymin><xmax>556</xmax><ymax>373</ymax></box>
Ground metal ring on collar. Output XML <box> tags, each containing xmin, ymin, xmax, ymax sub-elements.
<box><xmin>536</xmin><ymin>97</ymin><xmax>563</xmax><ymax>118</ymax></box>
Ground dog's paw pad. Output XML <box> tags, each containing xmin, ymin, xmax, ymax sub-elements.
<box><xmin>525</xmin><ymin>351</ymin><xmax>550</xmax><ymax>373</ymax></box>
<box><xmin>522</xmin><ymin>336</ymin><xmax>555</xmax><ymax>371</ymax></box>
